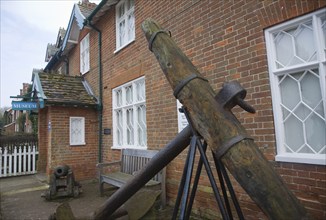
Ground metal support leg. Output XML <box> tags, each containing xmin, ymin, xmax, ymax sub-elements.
<box><xmin>179</xmin><ymin>136</ymin><xmax>197</xmax><ymax>219</ymax></box>
<box><xmin>214</xmin><ymin>157</ymin><xmax>245</xmax><ymax>220</ymax></box>
<box><xmin>176</xmin><ymin>107</ymin><xmax>230</xmax><ymax>220</ymax></box>
<box><xmin>172</xmin><ymin>136</ymin><xmax>197</xmax><ymax>220</ymax></box>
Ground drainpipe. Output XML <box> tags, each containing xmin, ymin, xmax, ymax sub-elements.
<box><xmin>64</xmin><ymin>57</ymin><xmax>69</xmax><ymax>75</ymax></box>
<box><xmin>84</xmin><ymin>20</ymin><xmax>103</xmax><ymax>163</ymax></box>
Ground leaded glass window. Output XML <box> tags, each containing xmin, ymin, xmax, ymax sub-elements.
<box><xmin>265</xmin><ymin>9</ymin><xmax>326</xmax><ymax>165</ymax></box>
<box><xmin>80</xmin><ymin>34</ymin><xmax>90</xmax><ymax>74</ymax></box>
<box><xmin>116</xmin><ymin>0</ymin><xmax>135</xmax><ymax>51</ymax></box>
<box><xmin>112</xmin><ymin>77</ymin><xmax>147</xmax><ymax>148</ymax></box>
<box><xmin>70</xmin><ymin>117</ymin><xmax>85</xmax><ymax>145</ymax></box>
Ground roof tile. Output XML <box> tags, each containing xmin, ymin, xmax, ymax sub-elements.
<box><xmin>38</xmin><ymin>72</ymin><xmax>97</xmax><ymax>107</ymax></box>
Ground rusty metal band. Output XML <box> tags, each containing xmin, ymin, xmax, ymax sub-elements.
<box><xmin>173</xmin><ymin>73</ymin><xmax>208</xmax><ymax>98</ymax></box>
<box><xmin>215</xmin><ymin>134</ymin><xmax>253</xmax><ymax>159</ymax></box>
<box><xmin>148</xmin><ymin>30</ymin><xmax>171</xmax><ymax>52</ymax></box>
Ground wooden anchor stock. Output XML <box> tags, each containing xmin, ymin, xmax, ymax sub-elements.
<box><xmin>92</xmin><ymin>19</ymin><xmax>309</xmax><ymax>219</ymax></box>
<box><xmin>141</xmin><ymin>19</ymin><xmax>309</xmax><ymax>219</ymax></box>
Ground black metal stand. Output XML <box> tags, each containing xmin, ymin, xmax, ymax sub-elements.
<box><xmin>172</xmin><ymin>107</ymin><xmax>244</xmax><ymax>220</ymax></box>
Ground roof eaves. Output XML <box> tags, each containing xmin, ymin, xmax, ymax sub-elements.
<box><xmin>32</xmin><ymin>72</ymin><xmax>47</xmax><ymax>100</ymax></box>
<box><xmin>85</xmin><ymin>0</ymin><xmax>118</xmax><ymax>25</ymax></box>
<box><xmin>75</xmin><ymin>3</ymin><xmax>86</xmax><ymax>29</ymax></box>
<box><xmin>61</xmin><ymin>4</ymin><xmax>80</xmax><ymax>52</ymax></box>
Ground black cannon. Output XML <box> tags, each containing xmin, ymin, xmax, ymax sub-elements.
<box><xmin>42</xmin><ymin>165</ymin><xmax>81</xmax><ymax>200</ymax></box>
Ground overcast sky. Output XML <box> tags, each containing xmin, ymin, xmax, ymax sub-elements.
<box><xmin>0</xmin><ymin>0</ymin><xmax>100</xmax><ymax>108</ymax></box>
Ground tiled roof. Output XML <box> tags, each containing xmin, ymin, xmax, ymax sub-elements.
<box><xmin>38</xmin><ymin>73</ymin><xmax>97</xmax><ymax>107</ymax></box>
<box><xmin>78</xmin><ymin>0</ymin><xmax>97</xmax><ymax>18</ymax></box>
<box><xmin>45</xmin><ymin>44</ymin><xmax>59</xmax><ymax>62</ymax></box>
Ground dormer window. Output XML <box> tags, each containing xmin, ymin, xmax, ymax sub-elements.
<box><xmin>115</xmin><ymin>0</ymin><xmax>135</xmax><ymax>52</ymax></box>
<box><xmin>80</xmin><ymin>34</ymin><xmax>90</xmax><ymax>74</ymax></box>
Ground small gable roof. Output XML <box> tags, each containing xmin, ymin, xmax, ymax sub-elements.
<box><xmin>61</xmin><ymin>1</ymin><xmax>97</xmax><ymax>54</ymax></box>
<box><xmin>33</xmin><ymin>72</ymin><xmax>97</xmax><ymax>108</ymax></box>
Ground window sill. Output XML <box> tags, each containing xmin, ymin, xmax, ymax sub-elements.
<box><xmin>81</xmin><ymin>70</ymin><xmax>90</xmax><ymax>75</ymax></box>
<box><xmin>114</xmin><ymin>40</ymin><xmax>135</xmax><ymax>54</ymax></box>
<box><xmin>70</xmin><ymin>143</ymin><xmax>86</xmax><ymax>146</ymax></box>
<box><xmin>111</xmin><ymin>146</ymin><xmax>147</xmax><ymax>150</ymax></box>
<box><xmin>275</xmin><ymin>154</ymin><xmax>326</xmax><ymax>165</ymax></box>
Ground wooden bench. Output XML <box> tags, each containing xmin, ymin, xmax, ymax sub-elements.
<box><xmin>97</xmin><ymin>148</ymin><xmax>166</xmax><ymax>208</ymax></box>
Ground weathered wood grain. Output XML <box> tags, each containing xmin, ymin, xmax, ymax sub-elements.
<box><xmin>141</xmin><ymin>18</ymin><xmax>309</xmax><ymax>220</ymax></box>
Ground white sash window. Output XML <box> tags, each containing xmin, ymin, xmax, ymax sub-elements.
<box><xmin>112</xmin><ymin>77</ymin><xmax>146</xmax><ymax>149</ymax></box>
<box><xmin>70</xmin><ymin>117</ymin><xmax>85</xmax><ymax>146</ymax></box>
<box><xmin>265</xmin><ymin>9</ymin><xmax>326</xmax><ymax>165</ymax></box>
<box><xmin>115</xmin><ymin>0</ymin><xmax>135</xmax><ymax>52</ymax></box>
<box><xmin>80</xmin><ymin>34</ymin><xmax>90</xmax><ymax>74</ymax></box>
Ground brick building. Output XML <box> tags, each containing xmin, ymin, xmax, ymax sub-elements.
<box><xmin>3</xmin><ymin>83</ymin><xmax>33</xmax><ymax>134</ymax></box>
<box><xmin>37</xmin><ymin>0</ymin><xmax>325</xmax><ymax>219</ymax></box>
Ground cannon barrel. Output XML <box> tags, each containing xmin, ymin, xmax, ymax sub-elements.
<box><xmin>54</xmin><ymin>165</ymin><xmax>70</xmax><ymax>178</ymax></box>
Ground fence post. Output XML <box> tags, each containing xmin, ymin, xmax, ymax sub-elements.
<box><xmin>28</xmin><ymin>145</ymin><xmax>31</xmax><ymax>173</ymax></box>
<box><xmin>32</xmin><ymin>145</ymin><xmax>36</xmax><ymax>173</ymax></box>
<box><xmin>14</xmin><ymin>146</ymin><xmax>17</xmax><ymax>176</ymax></box>
<box><xmin>8</xmin><ymin>147</ymin><xmax>12</xmax><ymax>176</ymax></box>
<box><xmin>23</xmin><ymin>146</ymin><xmax>26</xmax><ymax>174</ymax></box>
<box><xmin>4</xmin><ymin>147</ymin><xmax>7</xmax><ymax>177</ymax></box>
<box><xmin>18</xmin><ymin>146</ymin><xmax>22</xmax><ymax>174</ymax></box>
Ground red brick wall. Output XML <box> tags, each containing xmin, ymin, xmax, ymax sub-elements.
<box><xmin>39</xmin><ymin>106</ymin><xmax>98</xmax><ymax>181</ymax></box>
<box><xmin>80</xmin><ymin>0</ymin><xmax>326</xmax><ymax>219</ymax></box>
<box><xmin>56</xmin><ymin>0</ymin><xmax>325</xmax><ymax>219</ymax></box>
<box><xmin>37</xmin><ymin>107</ymin><xmax>48</xmax><ymax>172</ymax></box>
<box><xmin>67</xmin><ymin>29</ymin><xmax>101</xmax><ymax>96</ymax></box>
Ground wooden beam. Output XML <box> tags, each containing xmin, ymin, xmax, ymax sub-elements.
<box><xmin>141</xmin><ymin>18</ymin><xmax>309</xmax><ymax>220</ymax></box>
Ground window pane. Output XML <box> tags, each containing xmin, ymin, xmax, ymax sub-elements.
<box><xmin>116</xmin><ymin>110</ymin><xmax>123</xmax><ymax>146</ymax></box>
<box><xmin>279</xmin><ymin>74</ymin><xmax>300</xmax><ymax>111</ymax></box>
<box><xmin>126</xmin><ymin>108</ymin><xmax>134</xmax><ymax>145</ymax></box>
<box><xmin>119</xmin><ymin>20</ymin><xmax>125</xmax><ymax>47</ymax></box>
<box><xmin>284</xmin><ymin>115</ymin><xmax>304</xmax><ymax>152</ymax></box>
<box><xmin>273</xmin><ymin>21</ymin><xmax>316</xmax><ymax>69</ymax></box>
<box><xmin>306</xmin><ymin>113</ymin><xmax>326</xmax><ymax>153</ymax></box>
<box><xmin>128</xmin><ymin>12</ymin><xmax>135</xmax><ymax>41</ymax></box>
<box><xmin>137</xmin><ymin>105</ymin><xmax>147</xmax><ymax>146</ymax></box>
<box><xmin>294</xmin><ymin>23</ymin><xmax>315</xmax><ymax>62</ymax></box>
<box><xmin>301</xmin><ymin>70</ymin><xmax>322</xmax><ymax>109</ymax></box>
<box><xmin>119</xmin><ymin>3</ymin><xmax>125</xmax><ymax>17</ymax></box>
<box><xmin>126</xmin><ymin>85</ymin><xmax>133</xmax><ymax>105</ymax></box>
<box><xmin>136</xmin><ymin>80</ymin><xmax>145</xmax><ymax>101</ymax></box>
<box><xmin>116</xmin><ymin>89</ymin><xmax>122</xmax><ymax>107</ymax></box>
<box><xmin>274</xmin><ymin>31</ymin><xmax>294</xmax><ymax>68</ymax></box>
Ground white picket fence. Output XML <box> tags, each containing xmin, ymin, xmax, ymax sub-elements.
<box><xmin>0</xmin><ymin>145</ymin><xmax>39</xmax><ymax>177</ymax></box>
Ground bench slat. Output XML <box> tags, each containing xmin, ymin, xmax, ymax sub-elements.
<box><xmin>98</xmin><ymin>148</ymin><xmax>166</xmax><ymax>208</ymax></box>
<box><xmin>103</xmin><ymin>172</ymin><xmax>160</xmax><ymax>187</ymax></box>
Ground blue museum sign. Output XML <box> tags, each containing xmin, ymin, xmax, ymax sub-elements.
<box><xmin>12</xmin><ymin>101</ymin><xmax>38</xmax><ymax>110</ymax></box>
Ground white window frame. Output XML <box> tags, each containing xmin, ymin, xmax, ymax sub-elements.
<box><xmin>115</xmin><ymin>0</ymin><xmax>135</xmax><ymax>52</ymax></box>
<box><xmin>112</xmin><ymin>77</ymin><xmax>147</xmax><ymax>149</ymax></box>
<box><xmin>70</xmin><ymin>117</ymin><xmax>85</xmax><ymax>146</ymax></box>
<box><xmin>265</xmin><ymin>9</ymin><xmax>326</xmax><ymax>165</ymax></box>
<box><xmin>80</xmin><ymin>34</ymin><xmax>90</xmax><ymax>74</ymax></box>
